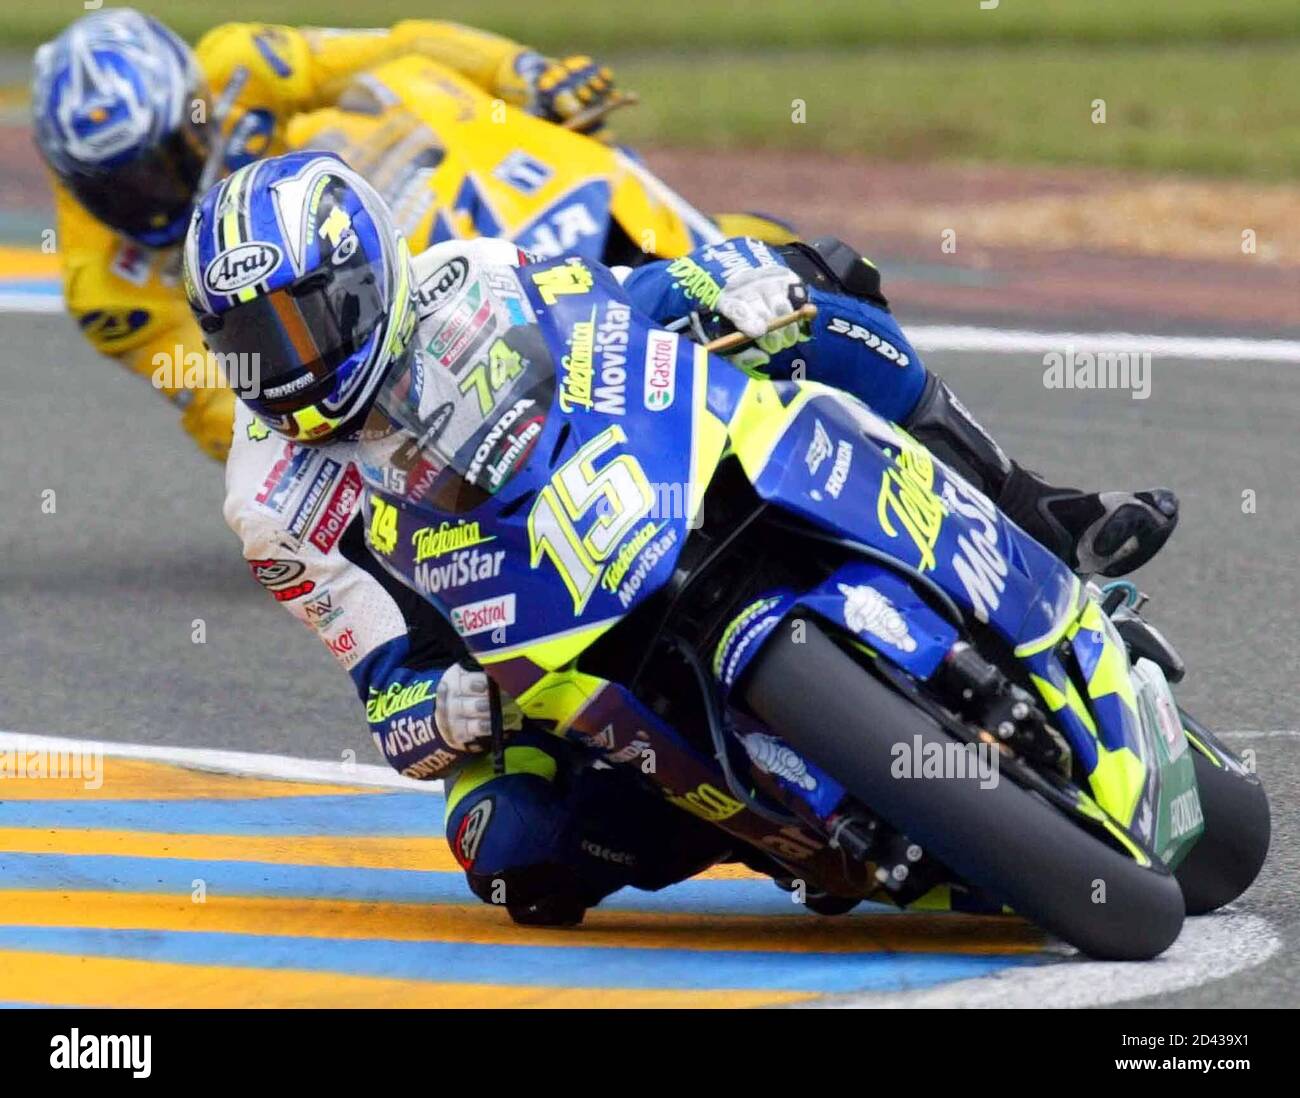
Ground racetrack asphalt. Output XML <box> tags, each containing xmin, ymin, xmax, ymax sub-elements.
<box><xmin>0</xmin><ymin>310</ymin><xmax>1296</xmax><ymax>1006</ymax></box>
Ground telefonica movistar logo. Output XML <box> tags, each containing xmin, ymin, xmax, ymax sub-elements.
<box><xmin>366</xmin><ymin>681</ymin><xmax>435</xmax><ymax>722</ymax></box>
<box><xmin>412</xmin><ymin>521</ymin><xmax>495</xmax><ymax>563</ymax></box>
<box><xmin>204</xmin><ymin>243</ymin><xmax>283</xmax><ymax>295</ymax></box>
<box><xmin>558</xmin><ymin>308</ymin><xmax>598</xmax><ymax>413</ymax></box>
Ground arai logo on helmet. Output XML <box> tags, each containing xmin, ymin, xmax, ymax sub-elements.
<box><xmin>204</xmin><ymin>243</ymin><xmax>283</xmax><ymax>295</ymax></box>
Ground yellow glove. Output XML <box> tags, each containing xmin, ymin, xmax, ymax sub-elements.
<box><xmin>530</xmin><ymin>55</ymin><xmax>617</xmax><ymax>131</ymax></box>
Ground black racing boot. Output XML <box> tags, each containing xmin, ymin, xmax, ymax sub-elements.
<box><xmin>469</xmin><ymin>864</ymin><xmax>591</xmax><ymax>927</ymax></box>
<box><xmin>901</xmin><ymin>376</ymin><xmax>1179</xmax><ymax>577</ymax></box>
<box><xmin>507</xmin><ymin>892</ymin><xmax>588</xmax><ymax>927</ymax></box>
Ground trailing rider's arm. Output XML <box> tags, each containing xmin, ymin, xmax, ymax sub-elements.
<box><xmin>196</xmin><ymin>21</ymin><xmax>619</xmax><ymax>162</ymax></box>
<box><xmin>51</xmin><ymin>187</ymin><xmax>237</xmax><ymax>462</ymax></box>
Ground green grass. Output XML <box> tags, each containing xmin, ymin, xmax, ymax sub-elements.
<box><xmin>5</xmin><ymin>2</ymin><xmax>1297</xmax><ymax>179</ymax></box>
<box><xmin>4</xmin><ymin>0</ymin><xmax>1300</xmax><ymax>52</ymax></box>
<box><xmin>613</xmin><ymin>46</ymin><xmax>1300</xmax><ymax>179</ymax></box>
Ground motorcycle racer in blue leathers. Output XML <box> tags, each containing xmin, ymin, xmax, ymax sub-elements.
<box><xmin>623</xmin><ymin>236</ymin><xmax>1179</xmax><ymax>577</ymax></box>
<box><xmin>193</xmin><ymin>152</ymin><xmax>1177</xmax><ymax>925</ymax></box>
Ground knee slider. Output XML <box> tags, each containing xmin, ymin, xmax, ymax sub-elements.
<box><xmin>446</xmin><ymin>769</ymin><xmax>598</xmax><ymax>919</ymax></box>
<box><xmin>445</xmin><ymin>748</ymin><xmax>566</xmax><ymax>878</ymax></box>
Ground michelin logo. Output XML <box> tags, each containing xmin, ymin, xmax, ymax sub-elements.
<box><xmin>839</xmin><ymin>583</ymin><xmax>917</xmax><ymax>652</ymax></box>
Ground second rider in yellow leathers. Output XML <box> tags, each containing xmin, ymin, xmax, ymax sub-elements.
<box><xmin>32</xmin><ymin>8</ymin><xmax>618</xmax><ymax>461</ymax></box>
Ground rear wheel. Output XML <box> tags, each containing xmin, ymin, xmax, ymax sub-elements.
<box><xmin>744</xmin><ymin>622</ymin><xmax>1185</xmax><ymax>960</ymax></box>
<box><xmin>1175</xmin><ymin>723</ymin><xmax>1270</xmax><ymax>915</ymax></box>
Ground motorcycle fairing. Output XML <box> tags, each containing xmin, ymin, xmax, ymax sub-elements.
<box><xmin>729</xmin><ymin>385</ymin><xmax>1077</xmax><ymax>645</ymax></box>
<box><xmin>286</xmin><ymin>56</ymin><xmax>713</xmax><ymax>260</ymax></box>
<box><xmin>796</xmin><ymin>561</ymin><xmax>958</xmax><ymax>681</ymax></box>
<box><xmin>1010</xmin><ymin>597</ymin><xmax>1200</xmax><ymax>861</ymax></box>
<box><xmin>562</xmin><ymin>679</ymin><xmax>852</xmax><ymax>867</ymax></box>
<box><xmin>710</xmin><ymin>563</ymin><xmax>958</xmax><ymax>699</ymax></box>
<box><xmin>729</xmin><ymin>709</ymin><xmax>849</xmax><ymax>821</ymax></box>
<box><xmin>707</xmin><ymin>565</ymin><xmax>946</xmax><ymax>827</ymax></box>
<box><xmin>361</xmin><ymin>259</ymin><xmax>727</xmax><ymax>693</ymax></box>
<box><xmin>712</xmin><ymin>590</ymin><xmax>801</xmax><ymax>694</ymax></box>
<box><xmin>1059</xmin><ymin>606</ymin><xmax>1200</xmax><ymax>863</ymax></box>
<box><xmin>361</xmin><ymin>267</ymin><xmax>1156</xmax><ymax>841</ymax></box>
<box><xmin>715</xmin><ymin>378</ymin><xmax>1155</xmax><ymax>832</ymax></box>
<box><xmin>433</xmin><ymin>174</ymin><xmax>616</xmax><ymax>262</ymax></box>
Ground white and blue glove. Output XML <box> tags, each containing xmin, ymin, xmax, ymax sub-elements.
<box><xmin>434</xmin><ymin>663</ymin><xmax>523</xmax><ymax>753</ymax></box>
<box><xmin>715</xmin><ymin>263</ymin><xmax>807</xmax><ymax>355</ymax></box>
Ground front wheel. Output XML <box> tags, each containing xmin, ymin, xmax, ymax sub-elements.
<box><xmin>1174</xmin><ymin>718</ymin><xmax>1270</xmax><ymax>915</ymax></box>
<box><xmin>744</xmin><ymin>622</ymin><xmax>1185</xmax><ymax>960</ymax></box>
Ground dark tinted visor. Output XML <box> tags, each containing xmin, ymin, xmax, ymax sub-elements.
<box><xmin>68</xmin><ymin>120</ymin><xmax>210</xmax><ymax>241</ymax></box>
<box><xmin>199</xmin><ymin>257</ymin><xmax>387</xmax><ymax>413</ymax></box>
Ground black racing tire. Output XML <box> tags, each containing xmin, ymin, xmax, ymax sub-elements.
<box><xmin>1175</xmin><ymin>743</ymin><xmax>1270</xmax><ymax>915</ymax></box>
<box><xmin>743</xmin><ymin>622</ymin><xmax>1185</xmax><ymax>960</ymax></box>
<box><xmin>805</xmin><ymin>894</ymin><xmax>862</xmax><ymax>917</ymax></box>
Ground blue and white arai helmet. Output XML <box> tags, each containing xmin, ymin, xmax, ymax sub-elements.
<box><xmin>31</xmin><ymin>8</ymin><xmax>211</xmax><ymax>247</ymax></box>
<box><xmin>182</xmin><ymin>151</ymin><xmax>416</xmax><ymax>443</ymax></box>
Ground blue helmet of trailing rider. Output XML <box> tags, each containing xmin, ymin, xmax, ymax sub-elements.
<box><xmin>182</xmin><ymin>151</ymin><xmax>416</xmax><ymax>443</ymax></box>
<box><xmin>31</xmin><ymin>7</ymin><xmax>211</xmax><ymax>247</ymax></box>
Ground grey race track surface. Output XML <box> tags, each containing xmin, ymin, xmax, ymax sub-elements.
<box><xmin>0</xmin><ymin>311</ymin><xmax>1295</xmax><ymax>1006</ymax></box>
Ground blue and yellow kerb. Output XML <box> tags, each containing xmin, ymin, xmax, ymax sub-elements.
<box><xmin>0</xmin><ymin>749</ymin><xmax>1052</xmax><ymax>1007</ymax></box>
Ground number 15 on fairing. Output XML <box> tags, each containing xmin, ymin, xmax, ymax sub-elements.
<box><xmin>527</xmin><ymin>425</ymin><xmax>655</xmax><ymax>614</ymax></box>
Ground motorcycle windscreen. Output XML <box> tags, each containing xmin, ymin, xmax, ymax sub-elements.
<box><xmin>357</xmin><ymin>321</ymin><xmax>555</xmax><ymax>515</ymax></box>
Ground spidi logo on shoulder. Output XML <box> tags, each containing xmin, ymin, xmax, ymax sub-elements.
<box><xmin>0</xmin><ymin>740</ymin><xmax>102</xmax><ymax>790</ymax></box>
<box><xmin>151</xmin><ymin>347</ymin><xmax>262</xmax><ymax>394</ymax></box>
<box><xmin>50</xmin><ymin>1029</ymin><xmax>151</xmax><ymax>1079</ymax></box>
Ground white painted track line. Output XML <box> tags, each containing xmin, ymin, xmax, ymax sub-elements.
<box><xmin>908</xmin><ymin>325</ymin><xmax>1300</xmax><ymax>363</ymax></box>
<box><xmin>826</xmin><ymin>912</ymin><xmax>1281</xmax><ymax>1008</ymax></box>
<box><xmin>3</xmin><ymin>287</ymin><xmax>1299</xmax><ymax>361</ymax></box>
<box><xmin>0</xmin><ymin>729</ymin><xmax>442</xmax><ymax>792</ymax></box>
<box><xmin>0</xmin><ymin>292</ymin><xmax>63</xmax><ymax>314</ymax></box>
<box><xmin>1221</xmin><ymin>729</ymin><xmax>1300</xmax><ymax>739</ymax></box>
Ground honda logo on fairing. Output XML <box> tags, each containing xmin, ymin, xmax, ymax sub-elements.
<box><xmin>204</xmin><ymin>243</ymin><xmax>283</xmax><ymax>294</ymax></box>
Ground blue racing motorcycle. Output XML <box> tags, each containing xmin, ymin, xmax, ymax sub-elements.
<box><xmin>357</xmin><ymin>253</ymin><xmax>1269</xmax><ymax>960</ymax></box>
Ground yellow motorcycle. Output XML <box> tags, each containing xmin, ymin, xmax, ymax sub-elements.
<box><xmin>285</xmin><ymin>55</ymin><xmax>795</xmax><ymax>266</ymax></box>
